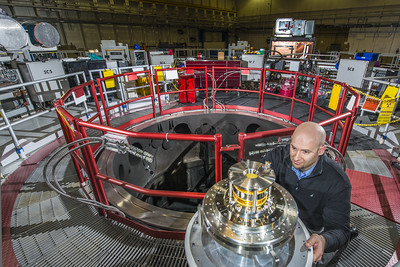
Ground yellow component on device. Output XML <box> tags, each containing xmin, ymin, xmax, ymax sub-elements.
<box><xmin>234</xmin><ymin>185</ymin><xmax>267</xmax><ymax>195</ymax></box>
<box><xmin>232</xmin><ymin>191</ymin><xmax>268</xmax><ymax>207</ymax></box>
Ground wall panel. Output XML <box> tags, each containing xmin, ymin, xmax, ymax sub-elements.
<box><xmin>81</xmin><ymin>24</ymin><xmax>101</xmax><ymax>50</ymax></box>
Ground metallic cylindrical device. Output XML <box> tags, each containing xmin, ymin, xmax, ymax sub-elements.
<box><xmin>0</xmin><ymin>14</ymin><xmax>28</xmax><ymax>51</ymax></box>
<box><xmin>185</xmin><ymin>160</ymin><xmax>312</xmax><ymax>266</ymax></box>
<box><xmin>24</xmin><ymin>22</ymin><xmax>60</xmax><ymax>48</ymax></box>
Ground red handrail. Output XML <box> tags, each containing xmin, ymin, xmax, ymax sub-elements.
<box><xmin>54</xmin><ymin>66</ymin><xmax>360</xmax><ymax>237</ymax></box>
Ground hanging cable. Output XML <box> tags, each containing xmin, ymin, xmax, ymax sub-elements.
<box><xmin>43</xmin><ymin>137</ymin><xmax>126</xmax><ymax>217</ymax></box>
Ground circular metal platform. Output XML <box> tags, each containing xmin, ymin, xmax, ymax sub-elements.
<box><xmin>185</xmin><ymin>209</ymin><xmax>312</xmax><ymax>267</ymax></box>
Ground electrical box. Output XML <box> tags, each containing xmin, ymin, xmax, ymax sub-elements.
<box><xmin>241</xmin><ymin>54</ymin><xmax>264</xmax><ymax>81</ymax></box>
<box><xmin>292</xmin><ymin>20</ymin><xmax>306</xmax><ymax>36</ymax></box>
<box><xmin>275</xmin><ymin>18</ymin><xmax>315</xmax><ymax>38</ymax></box>
<box><xmin>130</xmin><ymin>50</ymin><xmax>148</xmax><ymax>66</ymax></box>
<box><xmin>275</xmin><ymin>18</ymin><xmax>293</xmax><ymax>36</ymax></box>
<box><xmin>149</xmin><ymin>52</ymin><xmax>174</xmax><ymax>65</ymax></box>
<box><xmin>17</xmin><ymin>59</ymin><xmax>69</xmax><ymax>104</ymax></box>
<box><xmin>100</xmin><ymin>40</ymin><xmax>130</xmax><ymax>62</ymax></box>
<box><xmin>304</xmin><ymin>21</ymin><xmax>315</xmax><ymax>37</ymax></box>
<box><xmin>336</xmin><ymin>59</ymin><xmax>374</xmax><ymax>89</ymax></box>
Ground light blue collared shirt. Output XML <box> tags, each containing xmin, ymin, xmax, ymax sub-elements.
<box><xmin>291</xmin><ymin>161</ymin><xmax>318</xmax><ymax>180</ymax></box>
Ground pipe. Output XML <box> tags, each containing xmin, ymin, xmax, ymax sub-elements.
<box><xmin>0</xmin><ymin>109</ymin><xmax>25</xmax><ymax>159</ymax></box>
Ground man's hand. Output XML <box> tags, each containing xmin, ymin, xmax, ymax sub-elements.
<box><xmin>305</xmin><ymin>233</ymin><xmax>326</xmax><ymax>263</ymax></box>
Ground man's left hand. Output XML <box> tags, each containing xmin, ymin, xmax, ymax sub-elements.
<box><xmin>305</xmin><ymin>233</ymin><xmax>326</xmax><ymax>263</ymax></box>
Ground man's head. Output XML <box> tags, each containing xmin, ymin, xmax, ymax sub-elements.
<box><xmin>290</xmin><ymin>122</ymin><xmax>326</xmax><ymax>171</ymax></box>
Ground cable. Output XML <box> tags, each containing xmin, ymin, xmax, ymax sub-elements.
<box><xmin>43</xmin><ymin>137</ymin><xmax>126</xmax><ymax>217</ymax></box>
<box><xmin>324</xmin><ymin>142</ymin><xmax>346</xmax><ymax>171</ymax></box>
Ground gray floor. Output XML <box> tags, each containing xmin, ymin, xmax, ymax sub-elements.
<box><xmin>11</xmin><ymin>156</ymin><xmax>188</xmax><ymax>267</ymax></box>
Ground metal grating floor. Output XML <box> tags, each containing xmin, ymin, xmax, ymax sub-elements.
<box><xmin>330</xmin><ymin>205</ymin><xmax>400</xmax><ymax>267</ymax></box>
<box><xmin>10</xmin><ymin>154</ymin><xmax>188</xmax><ymax>267</ymax></box>
<box><xmin>8</xmin><ymin>150</ymin><xmax>400</xmax><ymax>266</ymax></box>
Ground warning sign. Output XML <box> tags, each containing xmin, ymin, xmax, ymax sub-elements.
<box><xmin>380</xmin><ymin>85</ymin><xmax>399</xmax><ymax>108</ymax></box>
<box><xmin>329</xmin><ymin>84</ymin><xmax>342</xmax><ymax>111</ymax></box>
<box><xmin>377</xmin><ymin>99</ymin><xmax>396</xmax><ymax>124</ymax></box>
<box><xmin>241</xmin><ymin>69</ymin><xmax>250</xmax><ymax>75</ymax></box>
<box><xmin>361</xmin><ymin>97</ymin><xmax>381</xmax><ymax>112</ymax></box>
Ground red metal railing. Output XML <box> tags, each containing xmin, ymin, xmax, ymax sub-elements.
<box><xmin>212</xmin><ymin>67</ymin><xmax>264</xmax><ymax>113</ymax></box>
<box><xmin>54</xmin><ymin>67</ymin><xmax>360</xmax><ymax>238</ymax></box>
<box><xmin>154</xmin><ymin>66</ymin><xmax>209</xmax><ymax>115</ymax></box>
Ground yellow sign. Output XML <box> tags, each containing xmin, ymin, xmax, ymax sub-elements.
<box><xmin>103</xmin><ymin>69</ymin><xmax>115</xmax><ymax>88</ymax></box>
<box><xmin>381</xmin><ymin>85</ymin><xmax>399</xmax><ymax>101</ymax></box>
<box><xmin>328</xmin><ymin>84</ymin><xmax>342</xmax><ymax>110</ymax></box>
<box><xmin>377</xmin><ymin>99</ymin><xmax>396</xmax><ymax>124</ymax></box>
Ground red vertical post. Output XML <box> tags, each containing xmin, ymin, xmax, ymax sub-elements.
<box><xmin>338</xmin><ymin>116</ymin><xmax>351</xmax><ymax>154</ymax></box>
<box><xmin>257</xmin><ymin>68</ymin><xmax>263</xmax><ymax>113</ymax></box>
<box><xmin>96</xmin><ymin>78</ymin><xmax>111</xmax><ymax>126</ymax></box>
<box><xmin>154</xmin><ymin>69</ymin><xmax>163</xmax><ymax>115</ymax></box>
<box><xmin>75</xmin><ymin>121</ymin><xmax>109</xmax><ymax>216</ymax></box>
<box><xmin>331</xmin><ymin>85</ymin><xmax>346</xmax><ymax>146</ymax></box>
<box><xmin>212</xmin><ymin>66</ymin><xmax>216</xmax><ymax>109</ymax></box>
<box><xmin>260</xmin><ymin>69</ymin><xmax>267</xmax><ymax>114</ymax></box>
<box><xmin>238</xmin><ymin>132</ymin><xmax>245</xmax><ymax>161</ymax></box>
<box><xmin>341</xmin><ymin>87</ymin><xmax>360</xmax><ymax>155</ymax></box>
<box><xmin>89</xmin><ymin>82</ymin><xmax>105</xmax><ymax>129</ymax></box>
<box><xmin>55</xmin><ymin>106</ymin><xmax>86</xmax><ymax>185</ymax></box>
<box><xmin>205</xmin><ymin>66</ymin><xmax>209</xmax><ymax>108</ymax></box>
<box><xmin>308</xmin><ymin>76</ymin><xmax>320</xmax><ymax>122</ymax></box>
<box><xmin>289</xmin><ymin>73</ymin><xmax>299</xmax><ymax>122</ymax></box>
<box><xmin>214</xmin><ymin>133</ymin><xmax>222</xmax><ymax>183</ymax></box>
<box><xmin>147</xmin><ymin>70</ymin><xmax>157</xmax><ymax>118</ymax></box>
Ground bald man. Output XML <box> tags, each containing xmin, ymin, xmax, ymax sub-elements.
<box><xmin>262</xmin><ymin>122</ymin><xmax>351</xmax><ymax>266</ymax></box>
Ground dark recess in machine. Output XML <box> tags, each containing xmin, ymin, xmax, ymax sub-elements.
<box><xmin>111</xmin><ymin>112</ymin><xmax>286</xmax><ymax>213</ymax></box>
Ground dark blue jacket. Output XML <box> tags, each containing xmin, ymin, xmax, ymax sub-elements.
<box><xmin>261</xmin><ymin>145</ymin><xmax>351</xmax><ymax>252</ymax></box>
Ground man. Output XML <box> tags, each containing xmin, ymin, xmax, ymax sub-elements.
<box><xmin>262</xmin><ymin>121</ymin><xmax>351</xmax><ymax>265</ymax></box>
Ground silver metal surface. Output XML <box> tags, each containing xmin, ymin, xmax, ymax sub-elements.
<box><xmin>185</xmin><ymin>211</ymin><xmax>312</xmax><ymax>267</ymax></box>
<box><xmin>202</xmin><ymin>180</ymin><xmax>298</xmax><ymax>256</ymax></box>
<box><xmin>98</xmin><ymin>149</ymin><xmax>193</xmax><ymax>231</ymax></box>
<box><xmin>185</xmin><ymin>161</ymin><xmax>311</xmax><ymax>266</ymax></box>
<box><xmin>0</xmin><ymin>15</ymin><xmax>28</xmax><ymax>51</ymax></box>
<box><xmin>229</xmin><ymin>160</ymin><xmax>275</xmax><ymax>191</ymax></box>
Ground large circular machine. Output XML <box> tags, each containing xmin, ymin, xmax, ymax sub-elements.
<box><xmin>97</xmin><ymin>111</ymin><xmax>293</xmax><ymax>232</ymax></box>
<box><xmin>0</xmin><ymin>13</ymin><xmax>28</xmax><ymax>51</ymax></box>
<box><xmin>24</xmin><ymin>22</ymin><xmax>60</xmax><ymax>48</ymax></box>
<box><xmin>185</xmin><ymin>160</ymin><xmax>313</xmax><ymax>267</ymax></box>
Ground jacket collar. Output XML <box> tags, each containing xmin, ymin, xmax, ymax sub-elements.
<box><xmin>283</xmin><ymin>145</ymin><xmax>324</xmax><ymax>178</ymax></box>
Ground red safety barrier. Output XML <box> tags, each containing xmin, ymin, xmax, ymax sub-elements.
<box><xmin>54</xmin><ymin>67</ymin><xmax>360</xmax><ymax>238</ymax></box>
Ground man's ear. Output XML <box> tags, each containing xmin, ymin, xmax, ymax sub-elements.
<box><xmin>318</xmin><ymin>145</ymin><xmax>327</xmax><ymax>156</ymax></box>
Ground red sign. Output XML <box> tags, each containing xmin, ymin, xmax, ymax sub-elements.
<box><xmin>361</xmin><ymin>97</ymin><xmax>381</xmax><ymax>112</ymax></box>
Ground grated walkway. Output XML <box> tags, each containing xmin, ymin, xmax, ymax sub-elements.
<box><xmin>6</xmin><ymin>147</ymin><xmax>400</xmax><ymax>267</ymax></box>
